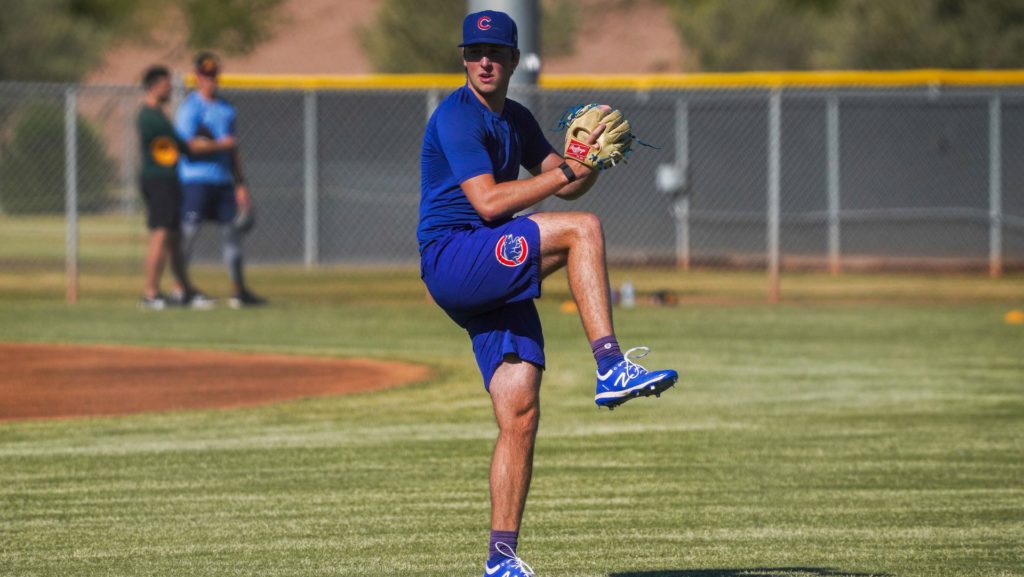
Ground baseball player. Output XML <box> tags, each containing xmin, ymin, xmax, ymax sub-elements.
<box><xmin>175</xmin><ymin>52</ymin><xmax>265</xmax><ymax>308</ymax></box>
<box><xmin>418</xmin><ymin>11</ymin><xmax>678</xmax><ymax>576</ymax></box>
<box><xmin>137</xmin><ymin>64</ymin><xmax>223</xmax><ymax>310</ymax></box>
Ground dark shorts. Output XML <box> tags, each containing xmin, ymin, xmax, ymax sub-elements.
<box><xmin>141</xmin><ymin>176</ymin><xmax>182</xmax><ymax>231</ymax></box>
<box><xmin>181</xmin><ymin>183</ymin><xmax>236</xmax><ymax>226</ymax></box>
<box><xmin>421</xmin><ymin>217</ymin><xmax>544</xmax><ymax>389</ymax></box>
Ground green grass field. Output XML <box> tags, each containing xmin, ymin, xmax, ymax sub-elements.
<box><xmin>1</xmin><ymin>258</ymin><xmax>1023</xmax><ymax>576</ymax></box>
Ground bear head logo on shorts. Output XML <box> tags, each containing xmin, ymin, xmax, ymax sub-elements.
<box><xmin>495</xmin><ymin>234</ymin><xmax>528</xmax><ymax>267</ymax></box>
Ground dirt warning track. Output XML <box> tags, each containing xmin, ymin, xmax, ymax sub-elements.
<box><xmin>0</xmin><ymin>343</ymin><xmax>431</xmax><ymax>421</ymax></box>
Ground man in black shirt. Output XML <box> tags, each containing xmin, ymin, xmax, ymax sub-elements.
<box><xmin>137</xmin><ymin>65</ymin><xmax>231</xmax><ymax>309</ymax></box>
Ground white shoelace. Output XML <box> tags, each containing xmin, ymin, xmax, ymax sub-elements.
<box><xmin>494</xmin><ymin>542</ymin><xmax>535</xmax><ymax>576</ymax></box>
<box><xmin>617</xmin><ymin>346</ymin><xmax>651</xmax><ymax>386</ymax></box>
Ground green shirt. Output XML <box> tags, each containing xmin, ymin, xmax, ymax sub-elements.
<box><xmin>137</xmin><ymin>105</ymin><xmax>186</xmax><ymax>180</ymax></box>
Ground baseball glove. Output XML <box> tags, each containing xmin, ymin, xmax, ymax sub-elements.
<box><xmin>559</xmin><ymin>104</ymin><xmax>633</xmax><ymax>171</ymax></box>
<box><xmin>233</xmin><ymin>205</ymin><xmax>255</xmax><ymax>234</ymax></box>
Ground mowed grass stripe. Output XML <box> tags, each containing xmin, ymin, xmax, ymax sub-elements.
<box><xmin>1</xmin><ymin>270</ymin><xmax>1022</xmax><ymax>576</ymax></box>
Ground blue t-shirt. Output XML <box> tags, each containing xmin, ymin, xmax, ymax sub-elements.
<box><xmin>175</xmin><ymin>91</ymin><xmax>236</xmax><ymax>185</ymax></box>
<box><xmin>418</xmin><ymin>85</ymin><xmax>555</xmax><ymax>252</ymax></box>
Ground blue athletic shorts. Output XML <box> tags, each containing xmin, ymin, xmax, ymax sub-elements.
<box><xmin>181</xmin><ymin>183</ymin><xmax>236</xmax><ymax>226</ymax></box>
<box><xmin>421</xmin><ymin>217</ymin><xmax>544</xmax><ymax>389</ymax></box>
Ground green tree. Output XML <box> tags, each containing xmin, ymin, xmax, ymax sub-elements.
<box><xmin>840</xmin><ymin>0</ymin><xmax>1024</xmax><ymax>69</ymax></box>
<box><xmin>0</xmin><ymin>0</ymin><xmax>284</xmax><ymax>82</ymax></box>
<box><xmin>0</xmin><ymin>0</ymin><xmax>111</xmax><ymax>82</ymax></box>
<box><xmin>359</xmin><ymin>0</ymin><xmax>465</xmax><ymax>73</ymax></box>
<box><xmin>666</xmin><ymin>0</ymin><xmax>837</xmax><ymax>71</ymax></box>
<box><xmin>665</xmin><ymin>0</ymin><xmax>1024</xmax><ymax>71</ymax></box>
<box><xmin>181</xmin><ymin>0</ymin><xmax>284</xmax><ymax>55</ymax></box>
<box><xmin>0</xmin><ymin>101</ymin><xmax>114</xmax><ymax>214</ymax></box>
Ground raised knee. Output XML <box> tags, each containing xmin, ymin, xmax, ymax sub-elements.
<box><xmin>573</xmin><ymin>212</ymin><xmax>604</xmax><ymax>242</ymax></box>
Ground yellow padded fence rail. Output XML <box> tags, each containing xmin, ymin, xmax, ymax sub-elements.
<box><xmin>191</xmin><ymin>70</ymin><xmax>1024</xmax><ymax>90</ymax></box>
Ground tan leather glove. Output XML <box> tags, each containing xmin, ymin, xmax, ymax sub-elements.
<box><xmin>562</xmin><ymin>104</ymin><xmax>633</xmax><ymax>170</ymax></box>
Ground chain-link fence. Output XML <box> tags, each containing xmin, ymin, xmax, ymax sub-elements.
<box><xmin>2</xmin><ymin>77</ymin><xmax>1022</xmax><ymax>300</ymax></box>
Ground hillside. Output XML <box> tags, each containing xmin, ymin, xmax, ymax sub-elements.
<box><xmin>86</xmin><ymin>0</ymin><xmax>689</xmax><ymax>84</ymax></box>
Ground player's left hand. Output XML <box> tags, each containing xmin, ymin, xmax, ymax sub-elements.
<box><xmin>560</xmin><ymin>103</ymin><xmax>633</xmax><ymax>171</ymax></box>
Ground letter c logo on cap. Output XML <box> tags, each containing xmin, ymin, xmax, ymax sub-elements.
<box><xmin>477</xmin><ymin>16</ymin><xmax>491</xmax><ymax>30</ymax></box>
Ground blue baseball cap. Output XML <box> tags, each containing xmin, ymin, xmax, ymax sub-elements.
<box><xmin>459</xmin><ymin>10</ymin><xmax>518</xmax><ymax>49</ymax></box>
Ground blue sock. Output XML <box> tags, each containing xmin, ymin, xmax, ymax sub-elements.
<box><xmin>489</xmin><ymin>529</ymin><xmax>518</xmax><ymax>559</ymax></box>
<box><xmin>592</xmin><ymin>335</ymin><xmax>624</xmax><ymax>373</ymax></box>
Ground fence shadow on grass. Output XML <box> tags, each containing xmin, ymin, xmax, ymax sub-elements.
<box><xmin>610</xmin><ymin>568</ymin><xmax>891</xmax><ymax>577</ymax></box>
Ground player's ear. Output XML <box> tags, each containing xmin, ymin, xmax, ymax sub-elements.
<box><xmin>511</xmin><ymin>48</ymin><xmax>520</xmax><ymax>71</ymax></box>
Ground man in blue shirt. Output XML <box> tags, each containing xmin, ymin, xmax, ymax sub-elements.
<box><xmin>175</xmin><ymin>52</ymin><xmax>265</xmax><ymax>308</ymax></box>
<box><xmin>419</xmin><ymin>11</ymin><xmax>678</xmax><ymax>576</ymax></box>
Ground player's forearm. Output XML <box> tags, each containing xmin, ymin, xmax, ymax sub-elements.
<box><xmin>556</xmin><ymin>168</ymin><xmax>598</xmax><ymax>200</ymax></box>
<box><xmin>187</xmin><ymin>138</ymin><xmax>234</xmax><ymax>155</ymax></box>
<box><xmin>475</xmin><ymin>168</ymin><xmax>572</xmax><ymax>221</ymax></box>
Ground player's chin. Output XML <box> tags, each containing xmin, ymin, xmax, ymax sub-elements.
<box><xmin>474</xmin><ymin>76</ymin><xmax>499</xmax><ymax>90</ymax></box>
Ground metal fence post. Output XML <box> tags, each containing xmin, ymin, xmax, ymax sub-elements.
<box><xmin>64</xmin><ymin>86</ymin><xmax>79</xmax><ymax>304</ymax></box>
<box><xmin>827</xmin><ymin>94</ymin><xmax>841</xmax><ymax>276</ymax></box>
<box><xmin>121</xmin><ymin>94</ymin><xmax>136</xmax><ymax>214</ymax></box>
<box><xmin>674</xmin><ymin>99</ymin><xmax>690</xmax><ymax>270</ymax></box>
<box><xmin>989</xmin><ymin>93</ymin><xmax>1002</xmax><ymax>278</ymax></box>
<box><xmin>657</xmin><ymin>99</ymin><xmax>691</xmax><ymax>269</ymax></box>
<box><xmin>303</xmin><ymin>90</ymin><xmax>319</xmax><ymax>269</ymax></box>
<box><xmin>767</xmin><ymin>90</ymin><xmax>782</xmax><ymax>303</ymax></box>
<box><xmin>426</xmin><ymin>89</ymin><xmax>440</xmax><ymax>119</ymax></box>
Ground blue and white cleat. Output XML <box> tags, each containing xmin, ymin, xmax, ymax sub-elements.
<box><xmin>595</xmin><ymin>346</ymin><xmax>678</xmax><ymax>410</ymax></box>
<box><xmin>484</xmin><ymin>543</ymin><xmax>535</xmax><ymax>577</ymax></box>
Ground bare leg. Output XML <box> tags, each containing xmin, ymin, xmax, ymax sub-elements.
<box><xmin>488</xmin><ymin>356</ymin><xmax>542</xmax><ymax>532</ymax></box>
<box><xmin>529</xmin><ymin>212</ymin><xmax>613</xmax><ymax>341</ymax></box>
<box><xmin>144</xmin><ymin>228</ymin><xmax>168</xmax><ymax>298</ymax></box>
<box><xmin>164</xmin><ymin>229</ymin><xmax>191</xmax><ymax>294</ymax></box>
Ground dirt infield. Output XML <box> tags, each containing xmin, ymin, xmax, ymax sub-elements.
<box><xmin>0</xmin><ymin>343</ymin><xmax>431</xmax><ymax>421</ymax></box>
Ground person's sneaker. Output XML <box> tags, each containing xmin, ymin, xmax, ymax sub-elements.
<box><xmin>484</xmin><ymin>543</ymin><xmax>534</xmax><ymax>577</ymax></box>
<box><xmin>170</xmin><ymin>288</ymin><xmax>217</xmax><ymax>310</ymax></box>
<box><xmin>229</xmin><ymin>289</ymin><xmax>267</xmax><ymax>309</ymax></box>
<box><xmin>594</xmin><ymin>346</ymin><xmax>678</xmax><ymax>410</ymax></box>
<box><xmin>187</xmin><ymin>291</ymin><xmax>217</xmax><ymax>310</ymax></box>
<box><xmin>138</xmin><ymin>294</ymin><xmax>167</xmax><ymax>311</ymax></box>
<box><xmin>167</xmin><ymin>289</ymin><xmax>187</xmax><ymax>307</ymax></box>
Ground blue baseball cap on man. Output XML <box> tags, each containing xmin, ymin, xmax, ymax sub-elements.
<box><xmin>459</xmin><ymin>10</ymin><xmax>518</xmax><ymax>49</ymax></box>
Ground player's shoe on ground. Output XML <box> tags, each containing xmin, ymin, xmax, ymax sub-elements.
<box><xmin>594</xmin><ymin>346</ymin><xmax>678</xmax><ymax>410</ymax></box>
<box><xmin>138</xmin><ymin>294</ymin><xmax>167</xmax><ymax>311</ymax></box>
<box><xmin>484</xmin><ymin>543</ymin><xmax>535</xmax><ymax>577</ymax></box>
<box><xmin>187</xmin><ymin>290</ymin><xmax>217</xmax><ymax>310</ymax></box>
<box><xmin>170</xmin><ymin>288</ymin><xmax>217</xmax><ymax>310</ymax></box>
<box><xmin>229</xmin><ymin>289</ymin><xmax>267</xmax><ymax>309</ymax></box>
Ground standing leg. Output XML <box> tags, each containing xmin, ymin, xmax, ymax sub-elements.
<box><xmin>216</xmin><ymin>185</ymin><xmax>264</xmax><ymax>307</ymax></box>
<box><xmin>144</xmin><ymin>228</ymin><xmax>168</xmax><ymax>298</ymax></box>
<box><xmin>487</xmin><ymin>356</ymin><xmax>541</xmax><ymax>556</ymax></box>
<box><xmin>221</xmin><ymin>223</ymin><xmax>245</xmax><ymax>294</ymax></box>
<box><xmin>180</xmin><ymin>220</ymin><xmax>200</xmax><ymax>266</ymax></box>
<box><xmin>179</xmin><ymin>182</ymin><xmax>203</xmax><ymax>271</ymax></box>
<box><xmin>164</xmin><ymin>229</ymin><xmax>192</xmax><ymax>294</ymax></box>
